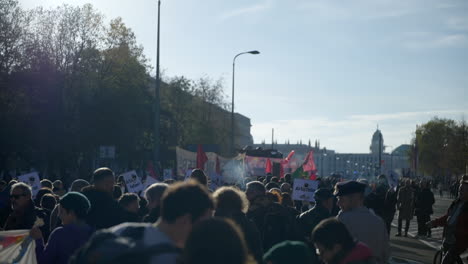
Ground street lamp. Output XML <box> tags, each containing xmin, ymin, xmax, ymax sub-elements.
<box><xmin>231</xmin><ymin>50</ymin><xmax>260</xmax><ymax>155</ymax></box>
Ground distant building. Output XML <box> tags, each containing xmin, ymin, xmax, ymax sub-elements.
<box><xmin>253</xmin><ymin>129</ymin><xmax>411</xmax><ymax>178</ymax></box>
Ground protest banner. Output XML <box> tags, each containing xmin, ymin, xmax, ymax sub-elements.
<box><xmin>121</xmin><ymin>171</ymin><xmax>144</xmax><ymax>194</ymax></box>
<box><xmin>292</xmin><ymin>179</ymin><xmax>319</xmax><ymax>202</ymax></box>
<box><xmin>176</xmin><ymin>147</ymin><xmax>229</xmax><ymax>178</ymax></box>
<box><xmin>17</xmin><ymin>172</ymin><xmax>41</xmax><ymax>198</ymax></box>
<box><xmin>0</xmin><ymin>230</ymin><xmax>37</xmax><ymax>264</ymax></box>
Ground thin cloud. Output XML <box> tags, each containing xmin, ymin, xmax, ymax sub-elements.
<box><xmin>219</xmin><ymin>1</ymin><xmax>272</xmax><ymax>21</ymax></box>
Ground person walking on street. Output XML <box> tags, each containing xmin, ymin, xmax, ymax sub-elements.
<box><xmin>414</xmin><ymin>181</ymin><xmax>435</xmax><ymax>237</ymax></box>
<box><xmin>396</xmin><ymin>179</ymin><xmax>414</xmax><ymax>237</ymax></box>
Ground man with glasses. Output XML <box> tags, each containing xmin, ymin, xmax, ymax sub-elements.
<box><xmin>3</xmin><ymin>182</ymin><xmax>48</xmax><ymax>235</ymax></box>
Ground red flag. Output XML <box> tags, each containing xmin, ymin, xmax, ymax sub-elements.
<box><xmin>146</xmin><ymin>161</ymin><xmax>158</xmax><ymax>179</ymax></box>
<box><xmin>303</xmin><ymin>151</ymin><xmax>317</xmax><ymax>172</ymax></box>
<box><xmin>196</xmin><ymin>145</ymin><xmax>208</xmax><ymax>170</ymax></box>
<box><xmin>216</xmin><ymin>156</ymin><xmax>221</xmax><ymax>175</ymax></box>
<box><xmin>265</xmin><ymin>158</ymin><xmax>272</xmax><ymax>174</ymax></box>
<box><xmin>285</xmin><ymin>150</ymin><xmax>295</xmax><ymax>162</ymax></box>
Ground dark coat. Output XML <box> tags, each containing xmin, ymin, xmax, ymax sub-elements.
<box><xmin>216</xmin><ymin>209</ymin><xmax>263</xmax><ymax>264</ymax></box>
<box><xmin>296</xmin><ymin>204</ymin><xmax>330</xmax><ymax>242</ymax></box>
<box><xmin>414</xmin><ymin>188</ymin><xmax>435</xmax><ymax>216</ymax></box>
<box><xmin>4</xmin><ymin>200</ymin><xmax>49</xmax><ymax>238</ymax></box>
<box><xmin>82</xmin><ymin>187</ymin><xmax>125</xmax><ymax>230</ymax></box>
<box><xmin>143</xmin><ymin>206</ymin><xmax>160</xmax><ymax>223</ymax></box>
<box><xmin>433</xmin><ymin>200</ymin><xmax>468</xmax><ymax>255</ymax></box>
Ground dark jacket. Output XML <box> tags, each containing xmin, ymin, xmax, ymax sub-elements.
<box><xmin>216</xmin><ymin>209</ymin><xmax>263</xmax><ymax>264</ymax></box>
<box><xmin>82</xmin><ymin>187</ymin><xmax>125</xmax><ymax>230</ymax></box>
<box><xmin>4</xmin><ymin>200</ymin><xmax>48</xmax><ymax>234</ymax></box>
<box><xmin>432</xmin><ymin>200</ymin><xmax>468</xmax><ymax>255</ymax></box>
<box><xmin>247</xmin><ymin>195</ymin><xmax>295</xmax><ymax>251</ymax></box>
<box><xmin>414</xmin><ymin>188</ymin><xmax>435</xmax><ymax>216</ymax></box>
<box><xmin>143</xmin><ymin>206</ymin><xmax>160</xmax><ymax>223</ymax></box>
<box><xmin>35</xmin><ymin>223</ymin><xmax>93</xmax><ymax>264</ymax></box>
<box><xmin>296</xmin><ymin>203</ymin><xmax>330</xmax><ymax>242</ymax></box>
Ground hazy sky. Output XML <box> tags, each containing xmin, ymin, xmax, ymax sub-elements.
<box><xmin>20</xmin><ymin>0</ymin><xmax>468</xmax><ymax>153</ymax></box>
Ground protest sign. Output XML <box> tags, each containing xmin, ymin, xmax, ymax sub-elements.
<box><xmin>163</xmin><ymin>169</ymin><xmax>173</xmax><ymax>180</ymax></box>
<box><xmin>121</xmin><ymin>171</ymin><xmax>144</xmax><ymax>194</ymax></box>
<box><xmin>292</xmin><ymin>179</ymin><xmax>319</xmax><ymax>202</ymax></box>
<box><xmin>0</xmin><ymin>230</ymin><xmax>37</xmax><ymax>264</ymax></box>
<box><xmin>18</xmin><ymin>172</ymin><xmax>41</xmax><ymax>198</ymax></box>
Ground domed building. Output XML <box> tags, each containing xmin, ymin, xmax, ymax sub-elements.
<box><xmin>370</xmin><ymin>128</ymin><xmax>385</xmax><ymax>155</ymax></box>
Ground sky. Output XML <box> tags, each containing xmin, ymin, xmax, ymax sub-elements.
<box><xmin>20</xmin><ymin>0</ymin><xmax>468</xmax><ymax>153</ymax></box>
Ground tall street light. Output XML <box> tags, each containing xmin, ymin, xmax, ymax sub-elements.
<box><xmin>153</xmin><ymin>0</ymin><xmax>161</xmax><ymax>172</ymax></box>
<box><xmin>231</xmin><ymin>50</ymin><xmax>260</xmax><ymax>155</ymax></box>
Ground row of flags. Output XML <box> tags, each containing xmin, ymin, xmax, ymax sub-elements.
<box><xmin>266</xmin><ymin>150</ymin><xmax>318</xmax><ymax>180</ymax></box>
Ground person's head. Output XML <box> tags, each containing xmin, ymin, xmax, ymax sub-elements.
<box><xmin>246</xmin><ymin>181</ymin><xmax>266</xmax><ymax>202</ymax></box>
<box><xmin>190</xmin><ymin>169</ymin><xmax>208</xmax><ymax>186</ymax></box>
<box><xmin>312</xmin><ymin>218</ymin><xmax>356</xmax><ymax>264</ymax></box>
<box><xmin>213</xmin><ymin>186</ymin><xmax>249</xmax><ymax>215</ymax></box>
<box><xmin>59</xmin><ymin>192</ymin><xmax>91</xmax><ymax>225</ymax></box>
<box><xmin>271</xmin><ymin>176</ymin><xmax>279</xmax><ymax>183</ymax></box>
<box><xmin>314</xmin><ymin>188</ymin><xmax>334</xmax><ymax>211</ymax></box>
<box><xmin>10</xmin><ymin>182</ymin><xmax>32</xmax><ymax>211</ymax></box>
<box><xmin>70</xmin><ymin>179</ymin><xmax>90</xmax><ymax>192</ymax></box>
<box><xmin>264</xmin><ymin>240</ymin><xmax>313</xmax><ymax>264</ymax></box>
<box><xmin>35</xmin><ymin>187</ymin><xmax>53</xmax><ymax>205</ymax></box>
<box><xmin>281</xmin><ymin>192</ymin><xmax>294</xmax><ymax>208</ymax></box>
<box><xmin>41</xmin><ymin>193</ymin><xmax>57</xmax><ymax>211</ymax></box>
<box><xmin>182</xmin><ymin>218</ymin><xmax>249</xmax><ymax>264</ymax></box>
<box><xmin>269</xmin><ymin>188</ymin><xmax>282</xmax><ymax>203</ymax></box>
<box><xmin>160</xmin><ymin>181</ymin><xmax>214</xmax><ymax>246</ymax></box>
<box><xmin>459</xmin><ymin>175</ymin><xmax>468</xmax><ymax>202</ymax></box>
<box><xmin>280</xmin><ymin>183</ymin><xmax>292</xmax><ymax>193</ymax></box>
<box><xmin>40</xmin><ymin>179</ymin><xmax>53</xmax><ymax>189</ymax></box>
<box><xmin>145</xmin><ymin>183</ymin><xmax>169</xmax><ymax>211</ymax></box>
<box><xmin>53</xmin><ymin>180</ymin><xmax>64</xmax><ymax>189</ymax></box>
<box><xmin>113</xmin><ymin>185</ymin><xmax>122</xmax><ymax>200</ymax></box>
<box><xmin>265</xmin><ymin>182</ymin><xmax>280</xmax><ymax>191</ymax></box>
<box><xmin>118</xmin><ymin>193</ymin><xmax>140</xmax><ymax>213</ymax></box>
<box><xmin>92</xmin><ymin>167</ymin><xmax>115</xmax><ymax>194</ymax></box>
<box><xmin>334</xmin><ymin>181</ymin><xmax>366</xmax><ymax>212</ymax></box>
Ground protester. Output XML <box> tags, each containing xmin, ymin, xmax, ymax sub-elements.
<box><xmin>280</xmin><ymin>192</ymin><xmax>299</xmax><ymax>216</ymax></box>
<box><xmin>190</xmin><ymin>169</ymin><xmax>208</xmax><ymax>187</ymax></box>
<box><xmin>107</xmin><ymin>181</ymin><xmax>214</xmax><ymax>263</ymax></box>
<box><xmin>30</xmin><ymin>192</ymin><xmax>93</xmax><ymax>264</ymax></box>
<box><xmin>3</xmin><ymin>182</ymin><xmax>48</xmax><ymax>236</ymax></box>
<box><xmin>427</xmin><ymin>176</ymin><xmax>468</xmax><ymax>264</ymax></box>
<box><xmin>53</xmin><ymin>180</ymin><xmax>66</xmax><ymax>197</ymax></box>
<box><xmin>312</xmin><ymin>218</ymin><xmax>375</xmax><ymax>264</ymax></box>
<box><xmin>182</xmin><ymin>218</ymin><xmax>253</xmax><ymax>264</ymax></box>
<box><xmin>296</xmin><ymin>188</ymin><xmax>334</xmax><ymax>243</ymax></box>
<box><xmin>213</xmin><ymin>186</ymin><xmax>263</xmax><ymax>263</ymax></box>
<box><xmin>40</xmin><ymin>179</ymin><xmax>53</xmax><ymax>189</ymax></box>
<box><xmin>280</xmin><ymin>183</ymin><xmax>292</xmax><ymax>194</ymax></box>
<box><xmin>263</xmin><ymin>240</ymin><xmax>313</xmax><ymax>264</ymax></box>
<box><xmin>82</xmin><ymin>167</ymin><xmax>125</xmax><ymax>229</ymax></box>
<box><xmin>383</xmin><ymin>187</ymin><xmax>398</xmax><ymax>235</ymax></box>
<box><xmin>70</xmin><ymin>179</ymin><xmax>89</xmax><ymax>192</ymax></box>
<box><xmin>246</xmin><ymin>181</ymin><xmax>294</xmax><ymax>251</ymax></box>
<box><xmin>396</xmin><ymin>179</ymin><xmax>414</xmax><ymax>237</ymax></box>
<box><xmin>414</xmin><ymin>180</ymin><xmax>435</xmax><ymax>237</ymax></box>
<box><xmin>143</xmin><ymin>183</ymin><xmax>168</xmax><ymax>223</ymax></box>
<box><xmin>41</xmin><ymin>193</ymin><xmax>57</xmax><ymax>211</ymax></box>
<box><xmin>35</xmin><ymin>187</ymin><xmax>53</xmax><ymax>207</ymax></box>
<box><xmin>335</xmin><ymin>181</ymin><xmax>389</xmax><ymax>264</ymax></box>
<box><xmin>118</xmin><ymin>193</ymin><xmax>141</xmax><ymax>222</ymax></box>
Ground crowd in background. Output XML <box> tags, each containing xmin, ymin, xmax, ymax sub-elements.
<box><xmin>0</xmin><ymin>168</ymin><xmax>467</xmax><ymax>264</ymax></box>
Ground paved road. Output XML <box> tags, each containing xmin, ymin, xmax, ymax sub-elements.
<box><xmin>389</xmin><ymin>194</ymin><xmax>467</xmax><ymax>264</ymax></box>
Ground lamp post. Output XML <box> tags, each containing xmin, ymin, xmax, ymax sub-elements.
<box><xmin>153</xmin><ymin>0</ymin><xmax>161</xmax><ymax>171</ymax></box>
<box><xmin>231</xmin><ymin>50</ymin><xmax>260</xmax><ymax>155</ymax></box>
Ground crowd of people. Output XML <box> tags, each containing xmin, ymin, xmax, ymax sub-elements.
<box><xmin>0</xmin><ymin>168</ymin><xmax>467</xmax><ymax>264</ymax></box>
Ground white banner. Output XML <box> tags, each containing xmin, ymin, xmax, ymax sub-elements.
<box><xmin>17</xmin><ymin>172</ymin><xmax>41</xmax><ymax>198</ymax></box>
<box><xmin>0</xmin><ymin>230</ymin><xmax>37</xmax><ymax>264</ymax></box>
<box><xmin>175</xmin><ymin>147</ymin><xmax>229</xmax><ymax>178</ymax></box>
<box><xmin>292</xmin><ymin>179</ymin><xmax>319</xmax><ymax>202</ymax></box>
<box><xmin>121</xmin><ymin>171</ymin><xmax>144</xmax><ymax>194</ymax></box>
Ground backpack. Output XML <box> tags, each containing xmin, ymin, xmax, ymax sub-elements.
<box><xmin>70</xmin><ymin>225</ymin><xmax>181</xmax><ymax>264</ymax></box>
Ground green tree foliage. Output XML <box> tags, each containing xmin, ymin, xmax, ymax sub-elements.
<box><xmin>410</xmin><ymin>117</ymin><xmax>468</xmax><ymax>179</ymax></box>
<box><xmin>0</xmin><ymin>2</ymin><xmax>231</xmax><ymax>179</ymax></box>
